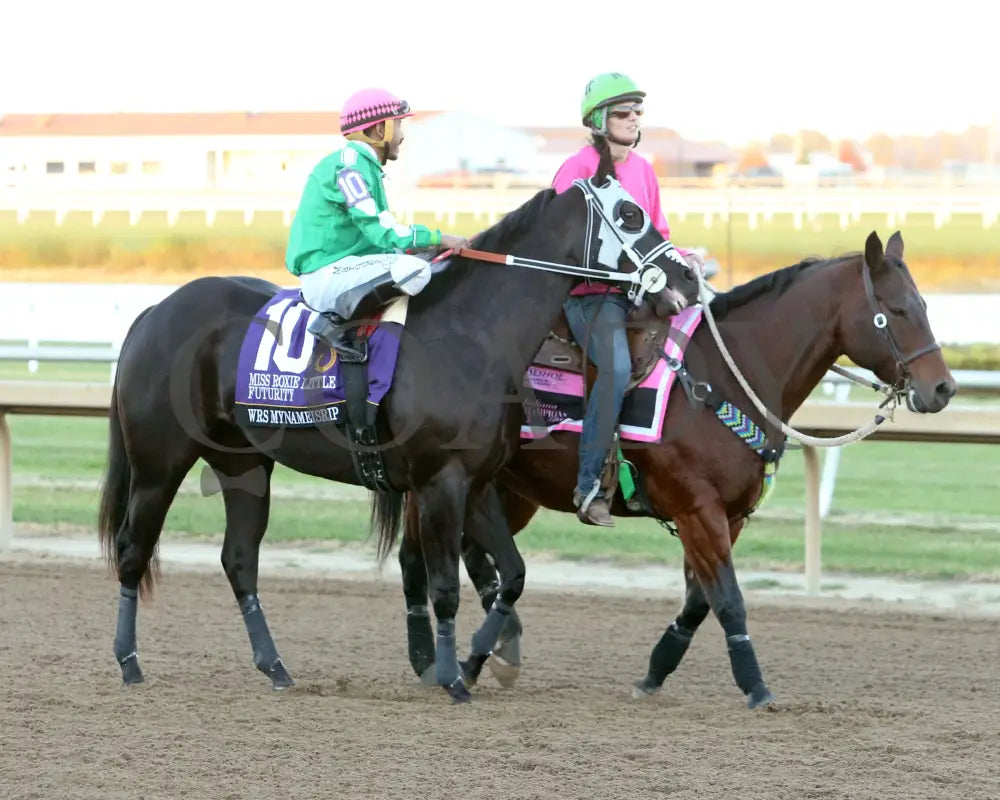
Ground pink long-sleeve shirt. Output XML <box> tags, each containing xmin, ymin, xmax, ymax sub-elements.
<box><xmin>552</xmin><ymin>145</ymin><xmax>681</xmax><ymax>296</ymax></box>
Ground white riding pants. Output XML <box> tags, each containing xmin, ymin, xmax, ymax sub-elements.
<box><xmin>299</xmin><ymin>253</ymin><xmax>432</xmax><ymax>314</ymax></box>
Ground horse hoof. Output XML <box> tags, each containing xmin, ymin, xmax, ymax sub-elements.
<box><xmin>747</xmin><ymin>682</ymin><xmax>775</xmax><ymax>709</ymax></box>
<box><xmin>419</xmin><ymin>664</ymin><xmax>437</xmax><ymax>688</ymax></box>
<box><xmin>487</xmin><ymin>654</ymin><xmax>521</xmax><ymax>689</ymax></box>
<box><xmin>631</xmin><ymin>678</ymin><xmax>661</xmax><ymax>700</ymax></box>
<box><xmin>495</xmin><ymin>634</ymin><xmax>520</xmax><ymax>664</ymax></box>
<box><xmin>259</xmin><ymin>659</ymin><xmax>295</xmax><ymax>690</ymax></box>
<box><xmin>444</xmin><ymin>678</ymin><xmax>472</xmax><ymax>704</ymax></box>
<box><xmin>270</xmin><ymin>671</ymin><xmax>295</xmax><ymax>691</ymax></box>
<box><xmin>118</xmin><ymin>653</ymin><xmax>145</xmax><ymax>686</ymax></box>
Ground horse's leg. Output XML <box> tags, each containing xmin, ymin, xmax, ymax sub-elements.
<box><xmin>112</xmin><ymin>452</ymin><xmax>198</xmax><ymax>685</ymax></box>
<box><xmin>458</xmin><ymin>483</ymin><xmax>527</xmax><ymax>687</ymax></box>
<box><xmin>473</xmin><ymin>486</ymin><xmax>540</xmax><ymax>686</ymax></box>
<box><xmin>205</xmin><ymin>453</ymin><xmax>293</xmax><ymax>690</ymax></box>
<box><xmin>668</xmin><ymin>505</ymin><xmax>774</xmax><ymax>709</ymax></box>
<box><xmin>398</xmin><ymin>508</ymin><xmax>436</xmax><ymax>686</ymax></box>
<box><xmin>633</xmin><ymin>558</ymin><xmax>711</xmax><ymax>698</ymax></box>
<box><xmin>415</xmin><ymin>462</ymin><xmax>471</xmax><ymax>703</ymax></box>
<box><xmin>398</xmin><ymin>499</ymin><xmax>505</xmax><ymax>687</ymax></box>
<box><xmin>460</xmin><ymin>537</ymin><xmax>526</xmax><ymax>686</ymax></box>
<box><xmin>399</xmin><ymin>483</ymin><xmax>537</xmax><ymax>689</ymax></box>
<box><xmin>462</xmin><ymin>538</ymin><xmax>501</xmax><ymax>613</ymax></box>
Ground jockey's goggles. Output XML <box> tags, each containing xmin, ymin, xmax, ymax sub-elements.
<box><xmin>608</xmin><ymin>103</ymin><xmax>644</xmax><ymax>119</ymax></box>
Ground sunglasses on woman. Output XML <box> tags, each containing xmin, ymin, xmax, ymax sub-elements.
<box><xmin>608</xmin><ymin>103</ymin><xmax>644</xmax><ymax>119</ymax></box>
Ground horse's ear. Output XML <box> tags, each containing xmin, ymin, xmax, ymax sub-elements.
<box><xmin>885</xmin><ymin>231</ymin><xmax>904</xmax><ymax>261</ymax></box>
<box><xmin>864</xmin><ymin>231</ymin><xmax>884</xmax><ymax>270</ymax></box>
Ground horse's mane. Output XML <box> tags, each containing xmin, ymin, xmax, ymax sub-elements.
<box><xmin>708</xmin><ymin>253</ymin><xmax>859</xmax><ymax>318</ymax></box>
<box><xmin>468</xmin><ymin>188</ymin><xmax>558</xmax><ymax>253</ymax></box>
<box><xmin>415</xmin><ymin>188</ymin><xmax>559</xmax><ymax>305</ymax></box>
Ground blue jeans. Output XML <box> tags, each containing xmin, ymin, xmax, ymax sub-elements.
<box><xmin>564</xmin><ymin>293</ymin><xmax>632</xmax><ymax>498</ymax></box>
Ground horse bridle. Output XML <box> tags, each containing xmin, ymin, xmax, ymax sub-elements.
<box><xmin>860</xmin><ymin>255</ymin><xmax>941</xmax><ymax>393</ymax></box>
<box><xmin>573</xmin><ymin>178</ymin><xmax>686</xmax><ymax>304</ymax></box>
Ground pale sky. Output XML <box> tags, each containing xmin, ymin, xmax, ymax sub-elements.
<box><xmin>2</xmin><ymin>0</ymin><xmax>996</xmax><ymax>145</ymax></box>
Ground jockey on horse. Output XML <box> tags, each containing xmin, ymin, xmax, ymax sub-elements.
<box><xmin>285</xmin><ymin>87</ymin><xmax>470</xmax><ymax>361</ymax></box>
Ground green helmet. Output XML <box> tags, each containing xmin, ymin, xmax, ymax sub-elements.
<box><xmin>580</xmin><ymin>72</ymin><xmax>646</xmax><ymax>131</ymax></box>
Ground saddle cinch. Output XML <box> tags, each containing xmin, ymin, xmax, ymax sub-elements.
<box><xmin>298</xmin><ymin>292</ymin><xmax>410</xmax><ymax>493</ymax></box>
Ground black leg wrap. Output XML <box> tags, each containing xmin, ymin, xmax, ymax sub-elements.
<box><xmin>405</xmin><ymin>605</ymin><xmax>436</xmax><ymax>678</ymax></box>
<box><xmin>477</xmin><ymin>578</ymin><xmax>523</xmax><ymax>648</ymax></box>
<box><xmin>499</xmin><ymin>607</ymin><xmax>522</xmax><ymax>643</ymax></box>
<box><xmin>113</xmin><ymin>585</ymin><xmax>144</xmax><ymax>685</ymax></box>
<box><xmin>435</xmin><ymin>619</ymin><xmax>470</xmax><ymax>703</ymax></box>
<box><xmin>461</xmin><ymin>599</ymin><xmax>513</xmax><ymax>686</ymax></box>
<box><xmin>487</xmin><ymin>609</ymin><xmax>522</xmax><ymax>688</ymax></box>
<box><xmin>642</xmin><ymin>621</ymin><xmax>694</xmax><ymax>690</ymax></box>
<box><xmin>240</xmin><ymin>594</ymin><xmax>294</xmax><ymax>689</ymax></box>
<box><xmin>727</xmin><ymin>634</ymin><xmax>773</xmax><ymax>708</ymax></box>
<box><xmin>470</xmin><ymin>599</ymin><xmax>512</xmax><ymax>657</ymax></box>
<box><xmin>435</xmin><ymin>618</ymin><xmax>459</xmax><ymax>684</ymax></box>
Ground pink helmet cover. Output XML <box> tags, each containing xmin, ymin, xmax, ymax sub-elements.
<box><xmin>339</xmin><ymin>88</ymin><xmax>413</xmax><ymax>134</ymax></box>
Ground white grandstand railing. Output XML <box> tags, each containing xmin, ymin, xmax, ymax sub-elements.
<box><xmin>1</xmin><ymin>185</ymin><xmax>998</xmax><ymax>228</ymax></box>
<box><xmin>0</xmin><ymin>345</ymin><xmax>120</xmax><ymax>363</ymax></box>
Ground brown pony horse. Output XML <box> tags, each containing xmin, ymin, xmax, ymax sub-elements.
<box><xmin>398</xmin><ymin>231</ymin><xmax>957</xmax><ymax>708</ymax></box>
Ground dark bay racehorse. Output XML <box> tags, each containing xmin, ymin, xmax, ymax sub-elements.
<box><xmin>97</xmin><ymin>160</ymin><xmax>700</xmax><ymax>702</ymax></box>
<box><xmin>398</xmin><ymin>231</ymin><xmax>957</xmax><ymax>707</ymax></box>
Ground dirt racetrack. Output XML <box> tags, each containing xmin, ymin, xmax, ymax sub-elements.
<box><xmin>2</xmin><ymin>558</ymin><xmax>998</xmax><ymax>800</ymax></box>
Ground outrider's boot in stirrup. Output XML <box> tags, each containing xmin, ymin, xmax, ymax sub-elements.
<box><xmin>573</xmin><ymin>490</ymin><xmax>615</xmax><ymax>527</ymax></box>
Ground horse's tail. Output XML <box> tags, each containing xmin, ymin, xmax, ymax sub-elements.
<box><xmin>372</xmin><ymin>489</ymin><xmax>407</xmax><ymax>564</ymax></box>
<box><xmin>98</xmin><ymin>306</ymin><xmax>159</xmax><ymax>596</ymax></box>
<box><xmin>97</xmin><ymin>381</ymin><xmax>130</xmax><ymax>571</ymax></box>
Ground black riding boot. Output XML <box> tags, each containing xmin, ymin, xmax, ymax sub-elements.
<box><xmin>308</xmin><ymin>312</ymin><xmax>367</xmax><ymax>363</ymax></box>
